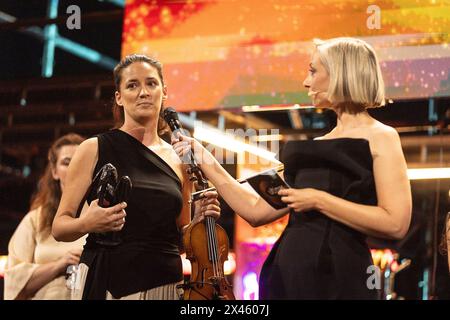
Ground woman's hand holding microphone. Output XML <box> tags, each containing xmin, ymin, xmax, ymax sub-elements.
<box><xmin>172</xmin><ymin>132</ymin><xmax>221</xmax><ymax>225</ymax></box>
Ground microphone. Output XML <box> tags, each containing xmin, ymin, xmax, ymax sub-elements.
<box><xmin>163</xmin><ymin>107</ymin><xmax>182</xmax><ymax>132</ymax></box>
<box><xmin>163</xmin><ymin>107</ymin><xmax>199</xmax><ymax>167</ymax></box>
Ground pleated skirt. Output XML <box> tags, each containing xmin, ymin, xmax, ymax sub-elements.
<box><xmin>71</xmin><ymin>263</ymin><xmax>182</xmax><ymax>300</ymax></box>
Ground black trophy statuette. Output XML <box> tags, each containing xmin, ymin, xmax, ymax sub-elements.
<box><xmin>92</xmin><ymin>163</ymin><xmax>132</xmax><ymax>246</ymax></box>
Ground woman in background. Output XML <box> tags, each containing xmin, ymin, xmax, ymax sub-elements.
<box><xmin>4</xmin><ymin>133</ymin><xmax>86</xmax><ymax>299</ymax></box>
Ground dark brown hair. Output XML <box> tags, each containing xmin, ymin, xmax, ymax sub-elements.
<box><xmin>112</xmin><ymin>54</ymin><xmax>169</xmax><ymax>135</ymax></box>
<box><xmin>30</xmin><ymin>133</ymin><xmax>85</xmax><ymax>233</ymax></box>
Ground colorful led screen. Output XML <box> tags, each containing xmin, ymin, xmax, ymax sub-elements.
<box><xmin>122</xmin><ymin>0</ymin><xmax>450</xmax><ymax>111</ymax></box>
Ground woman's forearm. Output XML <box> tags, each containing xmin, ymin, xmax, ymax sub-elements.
<box><xmin>16</xmin><ymin>261</ymin><xmax>62</xmax><ymax>300</ymax></box>
<box><xmin>200</xmin><ymin>159</ymin><xmax>258</xmax><ymax>224</ymax></box>
<box><xmin>199</xmin><ymin>156</ymin><xmax>288</xmax><ymax>227</ymax></box>
<box><xmin>52</xmin><ymin>138</ymin><xmax>97</xmax><ymax>242</ymax></box>
<box><xmin>52</xmin><ymin>214</ymin><xmax>87</xmax><ymax>242</ymax></box>
<box><xmin>316</xmin><ymin>191</ymin><xmax>410</xmax><ymax>239</ymax></box>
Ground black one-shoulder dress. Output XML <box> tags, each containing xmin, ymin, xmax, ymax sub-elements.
<box><xmin>80</xmin><ymin>129</ymin><xmax>184</xmax><ymax>299</ymax></box>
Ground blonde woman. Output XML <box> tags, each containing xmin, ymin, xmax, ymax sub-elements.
<box><xmin>173</xmin><ymin>37</ymin><xmax>412</xmax><ymax>299</ymax></box>
<box><xmin>4</xmin><ymin>134</ymin><xmax>86</xmax><ymax>299</ymax></box>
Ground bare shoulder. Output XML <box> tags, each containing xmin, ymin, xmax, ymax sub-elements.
<box><xmin>77</xmin><ymin>137</ymin><xmax>98</xmax><ymax>154</ymax></box>
<box><xmin>371</xmin><ymin>122</ymin><xmax>400</xmax><ymax>144</ymax></box>
<box><xmin>372</xmin><ymin>121</ymin><xmax>398</xmax><ymax>136</ymax></box>
<box><xmin>369</xmin><ymin>122</ymin><xmax>402</xmax><ymax>157</ymax></box>
<box><xmin>68</xmin><ymin>137</ymin><xmax>98</xmax><ymax>177</ymax></box>
<box><xmin>72</xmin><ymin>137</ymin><xmax>98</xmax><ymax>162</ymax></box>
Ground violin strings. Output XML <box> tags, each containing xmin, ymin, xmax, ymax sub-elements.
<box><xmin>211</xmin><ymin>218</ymin><xmax>222</xmax><ymax>277</ymax></box>
<box><xmin>212</xmin><ymin>221</ymin><xmax>223</xmax><ymax>278</ymax></box>
<box><xmin>206</xmin><ymin>217</ymin><xmax>219</xmax><ymax>277</ymax></box>
<box><xmin>208</xmin><ymin>216</ymin><xmax>224</xmax><ymax>278</ymax></box>
<box><xmin>210</xmin><ymin>218</ymin><xmax>220</xmax><ymax>277</ymax></box>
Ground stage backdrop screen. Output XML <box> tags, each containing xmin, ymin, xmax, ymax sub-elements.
<box><xmin>122</xmin><ymin>0</ymin><xmax>450</xmax><ymax>112</ymax></box>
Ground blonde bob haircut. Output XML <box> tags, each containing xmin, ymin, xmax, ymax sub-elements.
<box><xmin>314</xmin><ymin>37</ymin><xmax>386</xmax><ymax>113</ymax></box>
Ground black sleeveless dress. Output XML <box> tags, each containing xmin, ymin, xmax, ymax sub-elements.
<box><xmin>80</xmin><ymin>129</ymin><xmax>184</xmax><ymax>299</ymax></box>
<box><xmin>259</xmin><ymin>138</ymin><xmax>379</xmax><ymax>299</ymax></box>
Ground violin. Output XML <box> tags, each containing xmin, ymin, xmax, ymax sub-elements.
<box><xmin>181</xmin><ymin>166</ymin><xmax>235</xmax><ymax>300</ymax></box>
<box><xmin>163</xmin><ymin>107</ymin><xmax>235</xmax><ymax>300</ymax></box>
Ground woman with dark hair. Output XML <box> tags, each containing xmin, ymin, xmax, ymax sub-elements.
<box><xmin>4</xmin><ymin>133</ymin><xmax>86</xmax><ymax>300</ymax></box>
<box><xmin>173</xmin><ymin>37</ymin><xmax>412</xmax><ymax>299</ymax></box>
<box><xmin>52</xmin><ymin>54</ymin><xmax>221</xmax><ymax>300</ymax></box>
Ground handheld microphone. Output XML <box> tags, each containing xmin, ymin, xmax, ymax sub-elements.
<box><xmin>163</xmin><ymin>107</ymin><xmax>182</xmax><ymax>132</ymax></box>
<box><xmin>163</xmin><ymin>107</ymin><xmax>199</xmax><ymax>167</ymax></box>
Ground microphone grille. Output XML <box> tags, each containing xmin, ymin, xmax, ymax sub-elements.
<box><xmin>163</xmin><ymin>107</ymin><xmax>178</xmax><ymax>122</ymax></box>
